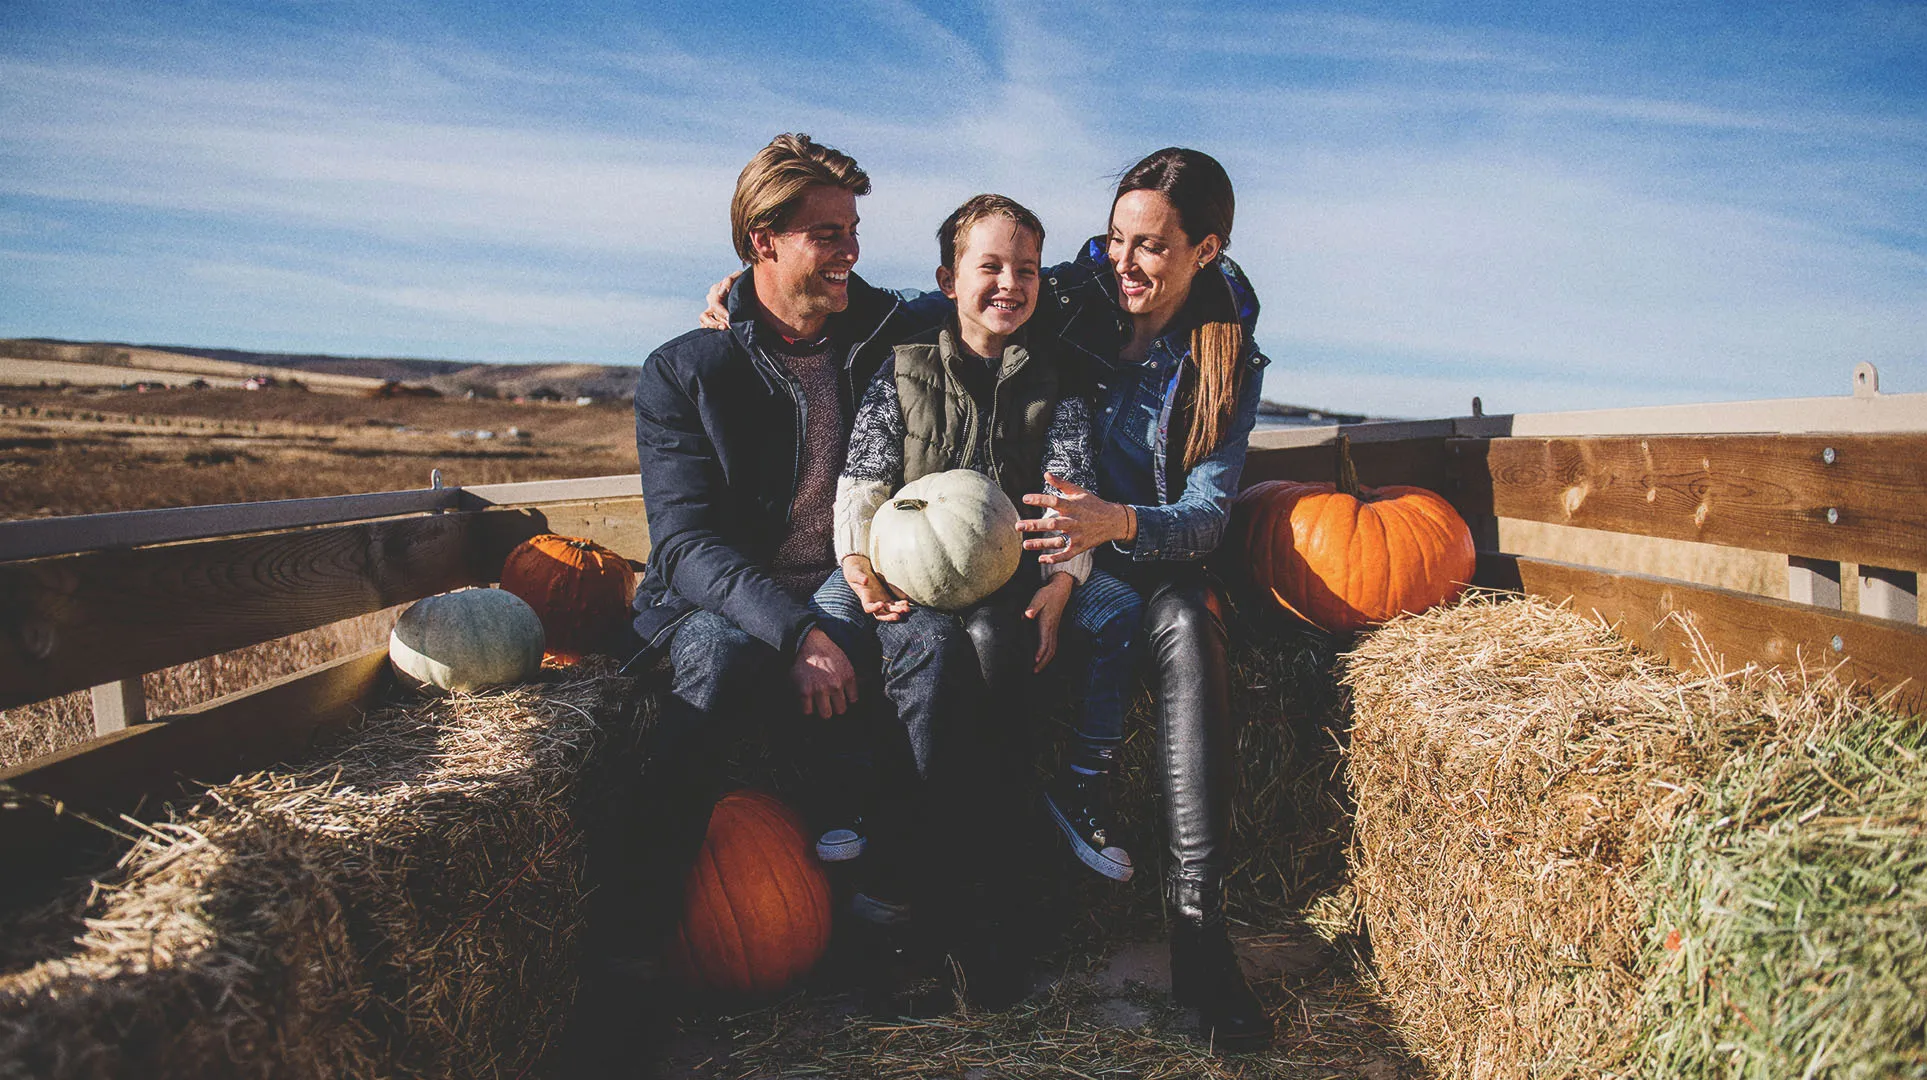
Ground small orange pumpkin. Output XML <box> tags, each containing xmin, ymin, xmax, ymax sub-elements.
<box><xmin>669</xmin><ymin>790</ymin><xmax>832</xmax><ymax>996</ymax></box>
<box><xmin>499</xmin><ymin>533</ymin><xmax>636</xmax><ymax>664</ymax></box>
<box><xmin>1233</xmin><ymin>436</ymin><xmax>1475</xmax><ymax>633</ymax></box>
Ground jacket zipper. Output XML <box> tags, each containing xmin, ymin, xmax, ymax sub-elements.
<box><xmin>754</xmin><ymin>295</ymin><xmax>904</xmax><ymax>536</ymax></box>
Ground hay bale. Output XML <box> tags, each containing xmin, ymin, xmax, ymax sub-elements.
<box><xmin>1344</xmin><ymin>593</ymin><xmax>1926</xmax><ymax>1078</ymax></box>
<box><xmin>0</xmin><ymin>661</ymin><xmax>635</xmax><ymax>1079</ymax></box>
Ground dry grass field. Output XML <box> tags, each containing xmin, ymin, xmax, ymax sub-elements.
<box><xmin>0</xmin><ymin>381</ymin><xmax>640</xmax><ymax>769</ymax></box>
<box><xmin>0</xmin><ymin>384</ymin><xmax>636</xmax><ymax>520</ymax></box>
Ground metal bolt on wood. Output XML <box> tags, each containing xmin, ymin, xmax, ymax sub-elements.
<box><xmin>1822</xmin><ymin>446</ymin><xmax>1836</xmax><ymax>464</ymax></box>
<box><xmin>1832</xmin><ymin>635</ymin><xmax>1845</xmax><ymax>652</ymax></box>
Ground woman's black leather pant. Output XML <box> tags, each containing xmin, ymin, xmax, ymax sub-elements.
<box><xmin>1139</xmin><ymin>574</ymin><xmax>1234</xmax><ymax>916</ymax></box>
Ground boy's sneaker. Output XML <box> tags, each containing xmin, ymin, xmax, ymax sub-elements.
<box><xmin>816</xmin><ymin>821</ymin><xmax>867</xmax><ymax>862</ymax></box>
<box><xmin>1044</xmin><ymin>769</ymin><xmax>1134</xmax><ymax>882</ymax></box>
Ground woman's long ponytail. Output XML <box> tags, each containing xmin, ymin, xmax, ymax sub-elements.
<box><xmin>1185</xmin><ymin>310</ymin><xmax>1243</xmax><ymax>471</ymax></box>
<box><xmin>1115</xmin><ymin>148</ymin><xmax>1243</xmax><ymax>471</ymax></box>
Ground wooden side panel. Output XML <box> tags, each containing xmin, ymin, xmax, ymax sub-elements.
<box><xmin>1477</xmin><ymin>553</ymin><xmax>1926</xmax><ymax>714</ymax></box>
<box><xmin>0</xmin><ymin>648</ymin><xmax>392</xmax><ymax>877</ymax></box>
<box><xmin>0</xmin><ymin>486</ymin><xmax>455</xmax><ymax>563</ymax></box>
<box><xmin>1455</xmin><ymin>434</ymin><xmax>1927</xmax><ymax>571</ymax></box>
<box><xmin>0</xmin><ymin>515</ymin><xmax>483</xmax><ymax>710</ymax></box>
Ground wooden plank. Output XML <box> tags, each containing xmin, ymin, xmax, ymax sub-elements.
<box><xmin>0</xmin><ymin>486</ymin><xmax>458</xmax><ymax>563</ymax></box>
<box><xmin>467</xmin><ymin>498</ymin><xmax>652</xmax><ymax>578</ymax></box>
<box><xmin>1241</xmin><ymin>437</ymin><xmax>1456</xmax><ymax>497</ymax></box>
<box><xmin>1454</xmin><ymin>435</ymin><xmax>1927</xmax><ymax>572</ymax></box>
<box><xmin>1476</xmin><ymin>553</ymin><xmax>1926</xmax><ymax>714</ymax></box>
<box><xmin>89</xmin><ymin>677</ymin><xmax>145</xmax><ymax>734</ymax></box>
<box><xmin>1500</xmin><ymin>388</ymin><xmax>1927</xmax><ymax>437</ymax></box>
<box><xmin>460</xmin><ymin>473</ymin><xmax>642</xmax><ymax>507</ymax></box>
<box><xmin>0</xmin><ymin>513</ymin><xmax>485</xmax><ymax>710</ymax></box>
<box><xmin>1249</xmin><ymin>417</ymin><xmax>1465</xmax><ymax>450</ymax></box>
<box><xmin>0</xmin><ymin>648</ymin><xmax>392</xmax><ymax>877</ymax></box>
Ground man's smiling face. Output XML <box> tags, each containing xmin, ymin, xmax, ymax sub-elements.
<box><xmin>755</xmin><ymin>184</ymin><xmax>860</xmax><ymax>326</ymax></box>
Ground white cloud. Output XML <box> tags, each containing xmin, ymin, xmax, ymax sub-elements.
<box><xmin>0</xmin><ymin>3</ymin><xmax>1920</xmax><ymax>414</ymax></box>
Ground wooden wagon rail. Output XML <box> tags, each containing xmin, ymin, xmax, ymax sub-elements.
<box><xmin>3</xmin><ymin>374</ymin><xmax>1924</xmax><ymax>877</ymax></box>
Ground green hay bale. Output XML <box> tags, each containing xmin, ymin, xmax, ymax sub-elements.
<box><xmin>1632</xmin><ymin>704</ymin><xmax>1927</xmax><ymax>1077</ymax></box>
<box><xmin>1344</xmin><ymin>592</ymin><xmax>1926</xmax><ymax>1079</ymax></box>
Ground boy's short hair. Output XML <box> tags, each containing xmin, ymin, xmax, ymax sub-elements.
<box><xmin>731</xmin><ymin>133</ymin><xmax>871</xmax><ymax>264</ymax></box>
<box><xmin>937</xmin><ymin>194</ymin><xmax>1045</xmax><ymax>270</ymax></box>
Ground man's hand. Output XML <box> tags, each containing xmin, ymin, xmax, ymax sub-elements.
<box><xmin>698</xmin><ymin>271</ymin><xmax>743</xmax><ymax>330</ymax></box>
<box><xmin>1025</xmin><ymin>571</ymin><xmax>1076</xmax><ymax>673</ymax></box>
<box><xmin>791</xmin><ymin>627</ymin><xmax>858</xmax><ymax>718</ymax></box>
<box><xmin>842</xmin><ymin>554</ymin><xmax>912</xmax><ymax>622</ymax></box>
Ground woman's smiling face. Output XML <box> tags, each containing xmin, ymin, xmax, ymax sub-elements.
<box><xmin>1106</xmin><ymin>189</ymin><xmax>1220</xmax><ymax>331</ymax></box>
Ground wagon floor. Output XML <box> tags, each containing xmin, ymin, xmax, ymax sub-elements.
<box><xmin>568</xmin><ymin>918</ymin><xmax>1424</xmax><ymax>1079</ymax></box>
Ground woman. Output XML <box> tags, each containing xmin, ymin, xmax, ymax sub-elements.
<box><xmin>1016</xmin><ymin>147</ymin><xmax>1271</xmax><ymax>1050</ymax></box>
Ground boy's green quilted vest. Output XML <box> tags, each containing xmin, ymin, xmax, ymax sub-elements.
<box><xmin>894</xmin><ymin>326</ymin><xmax>1058</xmax><ymax>513</ymax></box>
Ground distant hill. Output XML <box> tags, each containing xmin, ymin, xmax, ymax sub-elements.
<box><xmin>6</xmin><ymin>338</ymin><xmax>1377</xmax><ymax>418</ymax></box>
<box><xmin>1</xmin><ymin>338</ymin><xmax>641</xmax><ymax>401</ymax></box>
<box><xmin>1256</xmin><ymin>399</ymin><xmax>1372</xmax><ymax>426</ymax></box>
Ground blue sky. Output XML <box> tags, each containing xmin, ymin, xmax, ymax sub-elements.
<box><xmin>2</xmin><ymin>0</ymin><xmax>1922</xmax><ymax>417</ymax></box>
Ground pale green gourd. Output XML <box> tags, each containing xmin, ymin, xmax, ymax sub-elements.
<box><xmin>868</xmin><ymin>469</ymin><xmax>1021</xmax><ymax>611</ymax></box>
<box><xmin>389</xmin><ymin>587</ymin><xmax>546</xmax><ymax>693</ymax></box>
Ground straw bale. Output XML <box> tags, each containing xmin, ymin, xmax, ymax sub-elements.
<box><xmin>0</xmin><ymin>660</ymin><xmax>635</xmax><ymax>1080</ymax></box>
<box><xmin>1344</xmin><ymin>592</ymin><xmax>1926</xmax><ymax>1079</ymax></box>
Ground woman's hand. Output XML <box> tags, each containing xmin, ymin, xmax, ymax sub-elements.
<box><xmin>1018</xmin><ymin>473</ymin><xmax>1137</xmax><ymax>565</ymax></box>
<box><xmin>698</xmin><ymin>271</ymin><xmax>743</xmax><ymax>330</ymax></box>
<box><xmin>1025</xmin><ymin>571</ymin><xmax>1075</xmax><ymax>673</ymax></box>
<box><xmin>842</xmin><ymin>554</ymin><xmax>911</xmax><ymax>622</ymax></box>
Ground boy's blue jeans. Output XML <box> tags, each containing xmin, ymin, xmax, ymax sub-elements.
<box><xmin>1062</xmin><ymin>567</ymin><xmax>1144</xmax><ymax>772</ymax></box>
<box><xmin>814</xmin><ymin>564</ymin><xmax>1142</xmax><ymax>781</ymax></box>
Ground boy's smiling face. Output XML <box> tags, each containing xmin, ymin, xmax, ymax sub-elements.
<box><xmin>938</xmin><ymin>216</ymin><xmax>1042</xmax><ymax>356</ymax></box>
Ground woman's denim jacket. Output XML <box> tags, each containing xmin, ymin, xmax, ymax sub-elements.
<box><xmin>1041</xmin><ymin>238</ymin><xmax>1268</xmax><ymax>563</ymax></box>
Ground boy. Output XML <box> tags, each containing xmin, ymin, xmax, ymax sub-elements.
<box><xmin>821</xmin><ymin>193</ymin><xmax>1141</xmax><ymax>899</ymax></box>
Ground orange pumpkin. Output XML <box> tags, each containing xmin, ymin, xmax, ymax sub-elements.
<box><xmin>669</xmin><ymin>790</ymin><xmax>832</xmax><ymax>996</ymax></box>
<box><xmin>1233</xmin><ymin>437</ymin><xmax>1475</xmax><ymax>633</ymax></box>
<box><xmin>499</xmin><ymin>533</ymin><xmax>637</xmax><ymax>664</ymax></box>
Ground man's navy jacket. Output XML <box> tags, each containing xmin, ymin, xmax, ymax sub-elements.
<box><xmin>629</xmin><ymin>271</ymin><xmax>911</xmax><ymax>660</ymax></box>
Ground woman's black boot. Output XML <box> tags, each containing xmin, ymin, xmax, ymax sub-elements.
<box><xmin>1168</xmin><ymin>878</ymin><xmax>1270</xmax><ymax>1052</ymax></box>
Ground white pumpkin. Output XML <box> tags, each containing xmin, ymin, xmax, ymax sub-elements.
<box><xmin>389</xmin><ymin>587</ymin><xmax>546</xmax><ymax>693</ymax></box>
<box><xmin>868</xmin><ymin>469</ymin><xmax>1021</xmax><ymax>611</ymax></box>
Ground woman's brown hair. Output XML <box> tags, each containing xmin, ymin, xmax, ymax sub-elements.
<box><xmin>1115</xmin><ymin>148</ymin><xmax>1240</xmax><ymax>471</ymax></box>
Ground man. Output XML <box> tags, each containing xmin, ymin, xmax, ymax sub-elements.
<box><xmin>618</xmin><ymin>134</ymin><xmax>978</xmax><ymax>975</ymax></box>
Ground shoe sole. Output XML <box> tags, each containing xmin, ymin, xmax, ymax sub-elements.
<box><xmin>1043</xmin><ymin>792</ymin><xmax>1134</xmax><ymax>882</ymax></box>
<box><xmin>1201</xmin><ymin>1024</ymin><xmax>1272</xmax><ymax>1054</ymax></box>
<box><xmin>816</xmin><ymin>829</ymin><xmax>865</xmax><ymax>862</ymax></box>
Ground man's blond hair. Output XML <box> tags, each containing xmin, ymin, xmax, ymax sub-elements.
<box><xmin>730</xmin><ymin>133</ymin><xmax>871</xmax><ymax>264</ymax></box>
